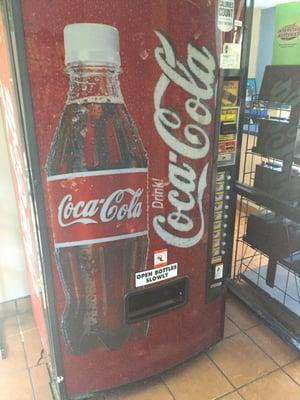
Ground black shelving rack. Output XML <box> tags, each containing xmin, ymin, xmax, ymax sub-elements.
<box><xmin>227</xmin><ymin>70</ymin><xmax>300</xmax><ymax>351</ymax></box>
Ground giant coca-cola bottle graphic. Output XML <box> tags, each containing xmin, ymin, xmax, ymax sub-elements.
<box><xmin>45</xmin><ymin>23</ymin><xmax>149</xmax><ymax>354</ymax></box>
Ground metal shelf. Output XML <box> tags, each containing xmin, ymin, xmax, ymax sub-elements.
<box><xmin>231</xmin><ymin>65</ymin><xmax>300</xmax><ymax>352</ymax></box>
<box><xmin>243</xmin><ymin>235</ymin><xmax>300</xmax><ymax>277</ymax></box>
<box><xmin>234</xmin><ymin>181</ymin><xmax>300</xmax><ymax>223</ymax></box>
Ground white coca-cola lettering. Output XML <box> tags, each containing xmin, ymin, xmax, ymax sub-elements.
<box><xmin>58</xmin><ymin>188</ymin><xmax>144</xmax><ymax>227</ymax></box>
<box><xmin>101</xmin><ymin>188</ymin><xmax>143</xmax><ymax>222</ymax></box>
<box><xmin>153</xmin><ymin>31</ymin><xmax>216</xmax><ymax>248</ymax></box>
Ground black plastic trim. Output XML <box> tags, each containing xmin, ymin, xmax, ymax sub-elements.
<box><xmin>125</xmin><ymin>277</ymin><xmax>189</xmax><ymax>323</ymax></box>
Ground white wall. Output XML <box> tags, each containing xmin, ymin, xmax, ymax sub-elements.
<box><xmin>248</xmin><ymin>8</ymin><xmax>262</xmax><ymax>78</ymax></box>
<box><xmin>0</xmin><ymin>115</ymin><xmax>29</xmax><ymax>302</ymax></box>
<box><xmin>255</xmin><ymin>6</ymin><xmax>276</xmax><ymax>91</ymax></box>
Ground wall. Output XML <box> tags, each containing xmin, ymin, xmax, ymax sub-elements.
<box><xmin>248</xmin><ymin>8</ymin><xmax>262</xmax><ymax>78</ymax></box>
<box><xmin>255</xmin><ymin>7</ymin><xmax>276</xmax><ymax>92</ymax></box>
<box><xmin>0</xmin><ymin>115</ymin><xmax>29</xmax><ymax>302</ymax></box>
<box><xmin>272</xmin><ymin>1</ymin><xmax>300</xmax><ymax>65</ymax></box>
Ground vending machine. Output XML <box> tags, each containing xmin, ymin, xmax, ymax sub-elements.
<box><xmin>0</xmin><ymin>1</ymin><xmax>252</xmax><ymax>399</ymax></box>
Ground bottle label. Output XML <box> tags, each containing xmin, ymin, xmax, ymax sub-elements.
<box><xmin>47</xmin><ymin>168</ymin><xmax>148</xmax><ymax>248</ymax></box>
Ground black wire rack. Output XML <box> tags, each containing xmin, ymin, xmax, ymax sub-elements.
<box><xmin>229</xmin><ymin>98</ymin><xmax>300</xmax><ymax>351</ymax></box>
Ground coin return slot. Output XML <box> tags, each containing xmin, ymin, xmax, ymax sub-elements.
<box><xmin>125</xmin><ymin>277</ymin><xmax>189</xmax><ymax>323</ymax></box>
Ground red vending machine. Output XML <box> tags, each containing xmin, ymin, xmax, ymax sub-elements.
<box><xmin>0</xmin><ymin>1</ymin><xmax>252</xmax><ymax>399</ymax></box>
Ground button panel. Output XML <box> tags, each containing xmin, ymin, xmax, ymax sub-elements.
<box><xmin>208</xmin><ymin>79</ymin><xmax>240</xmax><ymax>295</ymax></box>
<box><xmin>210</xmin><ymin>171</ymin><xmax>232</xmax><ymax>286</ymax></box>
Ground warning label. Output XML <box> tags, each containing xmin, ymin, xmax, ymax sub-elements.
<box><xmin>215</xmin><ymin>264</ymin><xmax>224</xmax><ymax>280</ymax></box>
<box><xmin>154</xmin><ymin>248</ymin><xmax>168</xmax><ymax>267</ymax></box>
<box><xmin>135</xmin><ymin>263</ymin><xmax>178</xmax><ymax>287</ymax></box>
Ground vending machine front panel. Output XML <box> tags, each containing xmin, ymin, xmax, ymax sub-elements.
<box><xmin>0</xmin><ymin>0</ymin><xmax>250</xmax><ymax>398</ymax></box>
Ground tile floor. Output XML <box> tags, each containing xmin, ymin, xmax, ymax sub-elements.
<box><xmin>0</xmin><ymin>294</ymin><xmax>299</xmax><ymax>400</ymax></box>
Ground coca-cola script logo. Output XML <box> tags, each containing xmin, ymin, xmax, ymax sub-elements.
<box><xmin>278</xmin><ymin>24</ymin><xmax>300</xmax><ymax>41</ymax></box>
<box><xmin>153</xmin><ymin>31</ymin><xmax>216</xmax><ymax>248</ymax></box>
<box><xmin>58</xmin><ymin>188</ymin><xmax>144</xmax><ymax>227</ymax></box>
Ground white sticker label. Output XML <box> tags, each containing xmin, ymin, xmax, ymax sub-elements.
<box><xmin>211</xmin><ymin>282</ymin><xmax>222</xmax><ymax>288</ymax></box>
<box><xmin>135</xmin><ymin>263</ymin><xmax>178</xmax><ymax>287</ymax></box>
<box><xmin>234</xmin><ymin>19</ymin><xmax>243</xmax><ymax>27</ymax></box>
<box><xmin>215</xmin><ymin>264</ymin><xmax>224</xmax><ymax>280</ymax></box>
<box><xmin>218</xmin><ymin>152</ymin><xmax>234</xmax><ymax>162</ymax></box>
<box><xmin>154</xmin><ymin>248</ymin><xmax>168</xmax><ymax>267</ymax></box>
<box><xmin>218</xmin><ymin>0</ymin><xmax>235</xmax><ymax>32</ymax></box>
<box><xmin>221</xmin><ymin>43</ymin><xmax>241</xmax><ymax>69</ymax></box>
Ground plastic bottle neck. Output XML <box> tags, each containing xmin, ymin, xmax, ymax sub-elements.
<box><xmin>66</xmin><ymin>65</ymin><xmax>123</xmax><ymax>104</ymax></box>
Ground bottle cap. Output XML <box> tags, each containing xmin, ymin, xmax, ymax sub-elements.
<box><xmin>64</xmin><ymin>23</ymin><xmax>120</xmax><ymax>66</ymax></box>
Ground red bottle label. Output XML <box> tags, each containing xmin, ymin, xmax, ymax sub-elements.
<box><xmin>47</xmin><ymin>168</ymin><xmax>148</xmax><ymax>248</ymax></box>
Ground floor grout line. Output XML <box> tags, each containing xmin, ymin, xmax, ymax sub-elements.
<box><xmin>2</xmin><ymin>297</ymin><xmax>299</xmax><ymax>399</ymax></box>
<box><xmin>225</xmin><ymin>312</ymin><xmax>262</xmax><ymax>331</ymax></box>
<box><xmin>213</xmin><ymin>389</ymin><xmax>239</xmax><ymax>400</ymax></box>
<box><xmin>235</xmin><ymin>366</ymin><xmax>281</xmax><ymax>391</ymax></box>
<box><xmin>19</xmin><ymin>338</ymin><xmax>36</xmax><ymax>400</ymax></box>
<box><xmin>241</xmin><ymin>326</ymin><xmax>300</xmax><ymax>386</ymax></box>
<box><xmin>227</xmin><ymin>303</ymin><xmax>300</xmax><ymax>374</ymax></box>
<box><xmin>159</xmin><ymin>375</ymin><xmax>176</xmax><ymax>400</ymax></box>
<box><xmin>27</xmin><ymin>367</ymin><xmax>37</xmax><ymax>400</ymax></box>
<box><xmin>214</xmin><ymin>388</ymin><xmax>247</xmax><ymax>400</ymax></box>
<box><xmin>237</xmin><ymin>390</ymin><xmax>247</xmax><ymax>400</ymax></box>
<box><xmin>16</xmin><ymin>303</ymin><xmax>36</xmax><ymax>400</ymax></box>
<box><xmin>281</xmin><ymin>360</ymin><xmax>300</xmax><ymax>387</ymax></box>
<box><xmin>206</xmin><ymin>350</ymin><xmax>236</xmax><ymax>392</ymax></box>
<box><xmin>224</xmin><ymin>299</ymin><xmax>300</xmax><ymax>394</ymax></box>
<box><xmin>16</xmin><ymin>314</ymin><xmax>25</xmax><ymax>343</ymax></box>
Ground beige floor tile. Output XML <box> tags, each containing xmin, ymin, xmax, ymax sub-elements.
<box><xmin>163</xmin><ymin>354</ymin><xmax>233</xmax><ymax>400</ymax></box>
<box><xmin>16</xmin><ymin>296</ymin><xmax>32</xmax><ymax>314</ymax></box>
<box><xmin>0</xmin><ymin>334</ymin><xmax>26</xmax><ymax>374</ymax></box>
<box><xmin>284</xmin><ymin>360</ymin><xmax>300</xmax><ymax>385</ymax></box>
<box><xmin>226</xmin><ymin>296</ymin><xmax>260</xmax><ymax>331</ymax></box>
<box><xmin>239</xmin><ymin>370</ymin><xmax>300</xmax><ymax>400</ymax></box>
<box><xmin>208</xmin><ymin>332</ymin><xmax>277</xmax><ymax>387</ymax></box>
<box><xmin>224</xmin><ymin>317</ymin><xmax>240</xmax><ymax>338</ymax></box>
<box><xmin>2</xmin><ymin>315</ymin><xmax>20</xmax><ymax>337</ymax></box>
<box><xmin>30</xmin><ymin>364</ymin><xmax>53</xmax><ymax>400</ymax></box>
<box><xmin>0</xmin><ymin>300</ymin><xmax>17</xmax><ymax>318</ymax></box>
<box><xmin>0</xmin><ymin>369</ymin><xmax>34</xmax><ymax>400</ymax></box>
<box><xmin>247</xmin><ymin>324</ymin><xmax>298</xmax><ymax>366</ymax></box>
<box><xmin>113</xmin><ymin>377</ymin><xmax>173</xmax><ymax>400</ymax></box>
<box><xmin>18</xmin><ymin>311</ymin><xmax>36</xmax><ymax>332</ymax></box>
<box><xmin>220</xmin><ymin>392</ymin><xmax>243</xmax><ymax>399</ymax></box>
<box><xmin>23</xmin><ymin>328</ymin><xmax>44</xmax><ymax>368</ymax></box>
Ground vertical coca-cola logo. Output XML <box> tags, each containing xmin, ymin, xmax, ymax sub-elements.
<box><xmin>153</xmin><ymin>31</ymin><xmax>216</xmax><ymax>248</ymax></box>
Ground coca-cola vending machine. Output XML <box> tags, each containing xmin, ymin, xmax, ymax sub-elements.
<box><xmin>0</xmin><ymin>0</ymin><xmax>252</xmax><ymax>399</ymax></box>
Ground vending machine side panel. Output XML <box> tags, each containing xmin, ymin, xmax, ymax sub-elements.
<box><xmin>0</xmin><ymin>2</ymin><xmax>66</xmax><ymax>398</ymax></box>
<box><xmin>0</xmin><ymin>2</ymin><xmax>49</xmax><ymax>353</ymax></box>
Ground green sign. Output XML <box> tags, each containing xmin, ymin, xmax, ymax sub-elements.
<box><xmin>272</xmin><ymin>1</ymin><xmax>300</xmax><ymax>65</ymax></box>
